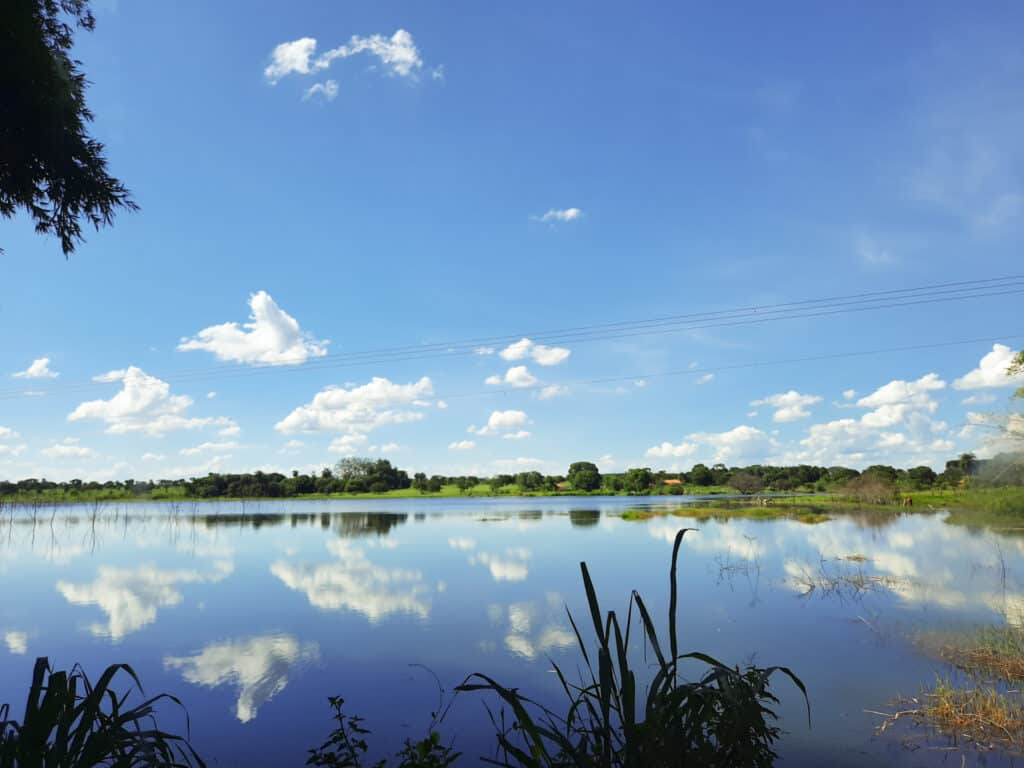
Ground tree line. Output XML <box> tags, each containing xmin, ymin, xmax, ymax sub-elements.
<box><xmin>1</xmin><ymin>451</ymin><xmax>1017</xmax><ymax>501</ymax></box>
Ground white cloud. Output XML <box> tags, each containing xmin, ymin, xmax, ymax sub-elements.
<box><xmin>68</xmin><ymin>367</ymin><xmax>237</xmax><ymax>436</ymax></box>
<box><xmin>276</xmin><ymin>377</ymin><xmax>435</xmax><ymax>453</ymax></box>
<box><xmin>271</xmin><ymin>540</ymin><xmax>431</xmax><ymax>621</ymax></box>
<box><xmin>179</xmin><ymin>291</ymin><xmax>328</xmax><ymax>366</ymax></box>
<box><xmin>855</xmin><ymin>234</ymin><xmax>896</xmax><ymax>266</ymax></box>
<box><xmin>303</xmin><ymin>79</ymin><xmax>338</xmax><ymax>101</ymax></box>
<box><xmin>207</xmin><ymin>392</ymin><xmax>217</xmax><ymax>399</ymax></box>
<box><xmin>686</xmin><ymin>425</ymin><xmax>777</xmax><ymax>465</ymax></box>
<box><xmin>265</xmin><ymin>30</ymin><xmax>424</xmax><ymax>85</ymax></box>
<box><xmin>13</xmin><ymin>358</ymin><xmax>58</xmax><ymax>379</ymax></box>
<box><xmin>3</xmin><ymin>631</ymin><xmax>28</xmax><ymax>655</ymax></box>
<box><xmin>645</xmin><ymin>441</ymin><xmax>697</xmax><ymax>458</ymax></box>
<box><xmin>537</xmin><ymin>384</ymin><xmax>568</xmax><ymax>400</ymax></box>
<box><xmin>843</xmin><ymin>389</ymin><xmax>857</xmax><ymax>399</ymax></box>
<box><xmin>180</xmin><ymin>441</ymin><xmax>240</xmax><ymax>457</ymax></box>
<box><xmin>0</xmin><ymin>444</ymin><xmax>27</xmax><ymax>457</ymax></box>
<box><xmin>165</xmin><ymin>635</ymin><xmax>319</xmax><ymax>723</ymax></box>
<box><xmin>473</xmin><ymin>410</ymin><xmax>528</xmax><ymax>436</ymax></box>
<box><xmin>469</xmin><ymin>548</ymin><xmax>531</xmax><ymax>582</ymax></box>
<box><xmin>369</xmin><ymin>442</ymin><xmax>401</xmax><ymax>453</ymax></box>
<box><xmin>0</xmin><ymin>426</ymin><xmax>19</xmax><ymax>440</ymax></box>
<box><xmin>447</xmin><ymin>537</ymin><xmax>476</xmax><ymax>551</ymax></box>
<box><xmin>449</xmin><ymin>440</ymin><xmax>476</xmax><ymax>451</ymax></box>
<box><xmin>474</xmin><ymin>347</ymin><xmax>495</xmax><ymax>355</ymax></box>
<box><xmin>41</xmin><ymin>438</ymin><xmax>93</xmax><ymax>459</ymax></box>
<box><xmin>329</xmin><ymin>434</ymin><xmax>369</xmax><ymax>454</ymax></box>
<box><xmin>486</xmin><ymin>365</ymin><xmax>538</xmax><ymax>388</ymax></box>
<box><xmin>962</xmin><ymin>393</ymin><xmax>997</xmax><ymax>405</ymax></box>
<box><xmin>696</xmin><ymin>373</ymin><xmax>714</xmax><ymax>384</ymax></box>
<box><xmin>57</xmin><ymin>562</ymin><xmax>232</xmax><ymax>640</ymax></box>
<box><xmin>953</xmin><ymin>344</ymin><xmax>1024</xmax><ymax>390</ymax></box>
<box><xmin>502</xmin><ymin>430</ymin><xmax>531</xmax><ymax>440</ymax></box>
<box><xmin>750</xmin><ymin>390</ymin><xmax>823</xmax><ymax>423</ymax></box>
<box><xmin>142</xmin><ymin>452</ymin><xmax>165</xmax><ymax>461</ymax></box>
<box><xmin>498</xmin><ymin>338</ymin><xmax>571</xmax><ymax>366</ymax></box>
<box><xmin>218</xmin><ymin>424</ymin><xmax>241</xmax><ymax>437</ymax></box>
<box><xmin>533</xmin><ymin>208</ymin><xmax>583</xmax><ymax>223</ymax></box>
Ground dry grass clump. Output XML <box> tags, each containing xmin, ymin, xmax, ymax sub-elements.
<box><xmin>921</xmin><ymin>626</ymin><xmax>1024</xmax><ymax>683</ymax></box>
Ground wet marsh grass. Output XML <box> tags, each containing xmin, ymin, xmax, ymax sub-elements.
<box><xmin>919</xmin><ymin>626</ymin><xmax>1024</xmax><ymax>684</ymax></box>
<box><xmin>619</xmin><ymin>505</ymin><xmax>830</xmax><ymax>524</ymax></box>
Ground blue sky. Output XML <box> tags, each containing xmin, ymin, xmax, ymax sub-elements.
<box><xmin>2</xmin><ymin>0</ymin><xmax>1023</xmax><ymax>481</ymax></box>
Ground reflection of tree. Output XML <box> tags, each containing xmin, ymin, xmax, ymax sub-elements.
<box><xmin>568</xmin><ymin>509</ymin><xmax>600</xmax><ymax>527</ymax></box>
<box><xmin>331</xmin><ymin>513</ymin><xmax>407</xmax><ymax>538</ymax></box>
<box><xmin>197</xmin><ymin>512</ymin><xmax>408</xmax><ymax>538</ymax></box>
<box><xmin>164</xmin><ymin>634</ymin><xmax>319</xmax><ymax>722</ymax></box>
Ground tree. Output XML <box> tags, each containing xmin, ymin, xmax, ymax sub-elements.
<box><xmin>906</xmin><ymin>465</ymin><xmax>937</xmax><ymax>489</ymax></box>
<box><xmin>1010</xmin><ymin>351</ymin><xmax>1024</xmax><ymax>399</ymax></box>
<box><xmin>622</xmin><ymin>468</ymin><xmax>653</xmax><ymax>494</ymax></box>
<box><xmin>567</xmin><ymin>461</ymin><xmax>601</xmax><ymax>492</ymax></box>
<box><xmin>689</xmin><ymin>464</ymin><xmax>713</xmax><ymax>487</ymax></box>
<box><xmin>411</xmin><ymin>472</ymin><xmax>428</xmax><ymax>493</ymax></box>
<box><xmin>730</xmin><ymin>472</ymin><xmax>764</xmax><ymax>495</ymax></box>
<box><xmin>2</xmin><ymin>0</ymin><xmax>137</xmax><ymax>255</ymax></box>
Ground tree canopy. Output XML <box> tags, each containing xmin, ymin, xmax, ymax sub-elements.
<box><xmin>1</xmin><ymin>0</ymin><xmax>136</xmax><ymax>256</ymax></box>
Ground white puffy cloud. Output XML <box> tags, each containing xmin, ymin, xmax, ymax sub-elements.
<box><xmin>962</xmin><ymin>393</ymin><xmax>997</xmax><ymax>405</ymax></box>
<box><xmin>329</xmin><ymin>434</ymin><xmax>369</xmax><ymax>454</ymax></box>
<box><xmin>180</xmin><ymin>441</ymin><xmax>240</xmax><ymax>457</ymax></box>
<box><xmin>369</xmin><ymin>442</ymin><xmax>401</xmax><ymax>453</ymax></box>
<box><xmin>276</xmin><ymin>377</ymin><xmax>435</xmax><ymax>454</ymax></box>
<box><xmin>485</xmin><ymin>365</ymin><xmax>538</xmax><ymax>388</ymax></box>
<box><xmin>534</xmin><ymin>208</ymin><xmax>583</xmax><ymax>223</ymax></box>
<box><xmin>857</xmin><ymin>373</ymin><xmax>945</xmax><ymax>410</ymax></box>
<box><xmin>68</xmin><ymin>367</ymin><xmax>237</xmax><ymax>436</ymax></box>
<box><xmin>41</xmin><ymin>438</ymin><xmax>93</xmax><ymax>459</ymax></box>
<box><xmin>502</xmin><ymin>430</ymin><xmax>531</xmax><ymax>440</ymax></box>
<box><xmin>303</xmin><ymin>79</ymin><xmax>338</xmax><ymax>101</ymax></box>
<box><xmin>498</xmin><ymin>338</ymin><xmax>571</xmax><ymax>366</ymax></box>
<box><xmin>750</xmin><ymin>390</ymin><xmax>823</xmax><ymax>423</ymax></box>
<box><xmin>13</xmin><ymin>358</ymin><xmax>58</xmax><ymax>379</ymax></box>
<box><xmin>953</xmin><ymin>344</ymin><xmax>1024</xmax><ymax>390</ymax></box>
<box><xmin>469</xmin><ymin>548</ymin><xmax>531</xmax><ymax>582</ymax></box>
<box><xmin>474</xmin><ymin>347</ymin><xmax>495</xmax><ymax>355</ymax></box>
<box><xmin>179</xmin><ymin>291</ymin><xmax>328</xmax><ymax>366</ymax></box>
<box><xmin>271</xmin><ymin>540</ymin><xmax>430</xmax><ymax>621</ymax></box>
<box><xmin>472</xmin><ymin>410</ymin><xmax>528</xmax><ymax>436</ymax></box>
<box><xmin>3</xmin><ymin>631</ymin><xmax>28</xmax><ymax>655</ymax></box>
<box><xmin>265</xmin><ymin>30</ymin><xmax>423</xmax><ymax>84</ymax></box>
<box><xmin>645</xmin><ymin>441</ymin><xmax>698</xmax><ymax>458</ymax></box>
<box><xmin>142</xmin><ymin>452</ymin><xmax>166</xmax><ymax>461</ymax></box>
<box><xmin>0</xmin><ymin>426</ymin><xmax>19</xmax><ymax>440</ymax></box>
<box><xmin>696</xmin><ymin>373</ymin><xmax>714</xmax><ymax>384</ymax></box>
<box><xmin>57</xmin><ymin>562</ymin><xmax>232</xmax><ymax>640</ymax></box>
<box><xmin>449</xmin><ymin>440</ymin><xmax>476</xmax><ymax>451</ymax></box>
<box><xmin>538</xmin><ymin>384</ymin><xmax>568</xmax><ymax>400</ymax></box>
<box><xmin>685</xmin><ymin>425</ymin><xmax>777</xmax><ymax>465</ymax></box>
<box><xmin>164</xmin><ymin>635</ymin><xmax>319</xmax><ymax>723</ymax></box>
<box><xmin>842</xmin><ymin>389</ymin><xmax>857</xmax><ymax>400</ymax></box>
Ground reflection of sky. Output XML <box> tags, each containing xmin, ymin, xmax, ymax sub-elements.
<box><xmin>3</xmin><ymin>498</ymin><xmax>1024</xmax><ymax>767</ymax></box>
<box><xmin>164</xmin><ymin>634</ymin><xmax>319</xmax><ymax>722</ymax></box>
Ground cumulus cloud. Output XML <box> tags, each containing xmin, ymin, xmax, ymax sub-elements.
<box><xmin>502</xmin><ymin>430</ymin><xmax>531</xmax><ymax>440</ymax></box>
<box><xmin>750</xmin><ymin>390</ymin><xmax>823</xmax><ymax>422</ymax></box>
<box><xmin>485</xmin><ymin>365</ymin><xmax>538</xmax><ymax>388</ymax></box>
<box><xmin>13</xmin><ymin>357</ymin><xmax>58</xmax><ymax>379</ymax></box>
<box><xmin>645</xmin><ymin>441</ymin><xmax>697</xmax><ymax>458</ymax></box>
<box><xmin>68</xmin><ymin>367</ymin><xmax>237</xmax><ymax>436</ymax></box>
<box><xmin>179</xmin><ymin>291</ymin><xmax>328</xmax><ymax>366</ymax></box>
<box><xmin>538</xmin><ymin>384</ymin><xmax>568</xmax><ymax>400</ymax></box>
<box><xmin>498</xmin><ymin>338</ymin><xmax>571</xmax><ymax>366</ymax></box>
<box><xmin>0</xmin><ymin>444</ymin><xmax>27</xmax><ymax>457</ymax></box>
<box><xmin>953</xmin><ymin>344</ymin><xmax>1024</xmax><ymax>390</ymax></box>
<box><xmin>842</xmin><ymin>389</ymin><xmax>857</xmax><ymax>399</ymax></box>
<box><xmin>4</xmin><ymin>631</ymin><xmax>28</xmax><ymax>655</ymax></box>
<box><xmin>276</xmin><ymin>377</ymin><xmax>435</xmax><ymax>456</ymax></box>
<box><xmin>449</xmin><ymin>440</ymin><xmax>476</xmax><ymax>451</ymax></box>
<box><xmin>469</xmin><ymin>548</ymin><xmax>531</xmax><ymax>582</ymax></box>
<box><xmin>533</xmin><ymin>208</ymin><xmax>583</xmax><ymax>223</ymax></box>
<box><xmin>41</xmin><ymin>438</ymin><xmax>93</xmax><ymax>459</ymax></box>
<box><xmin>180</xmin><ymin>441</ymin><xmax>240</xmax><ymax>457</ymax></box>
<box><xmin>0</xmin><ymin>426</ymin><xmax>19</xmax><ymax>440</ymax></box>
<box><xmin>472</xmin><ymin>410</ymin><xmax>528</xmax><ymax>436</ymax></box>
<box><xmin>303</xmin><ymin>79</ymin><xmax>338</xmax><ymax>101</ymax></box>
<box><xmin>165</xmin><ymin>635</ymin><xmax>319</xmax><ymax>723</ymax></box>
<box><xmin>685</xmin><ymin>425</ymin><xmax>777</xmax><ymax>465</ymax></box>
<box><xmin>265</xmin><ymin>30</ymin><xmax>424</xmax><ymax>85</ymax></box>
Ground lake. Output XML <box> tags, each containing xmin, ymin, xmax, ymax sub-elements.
<box><xmin>1</xmin><ymin>497</ymin><xmax>1021</xmax><ymax>766</ymax></box>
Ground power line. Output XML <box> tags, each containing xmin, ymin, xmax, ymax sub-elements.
<box><xmin>2</xmin><ymin>275</ymin><xmax>1021</xmax><ymax>401</ymax></box>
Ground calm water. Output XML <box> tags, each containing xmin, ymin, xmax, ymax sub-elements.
<box><xmin>1</xmin><ymin>497</ymin><xmax>1022</xmax><ymax>766</ymax></box>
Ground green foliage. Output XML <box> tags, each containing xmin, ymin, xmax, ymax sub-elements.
<box><xmin>0</xmin><ymin>657</ymin><xmax>203</xmax><ymax>767</ymax></box>
<box><xmin>729</xmin><ymin>472</ymin><xmax>764</xmax><ymax>495</ymax></box>
<box><xmin>307</xmin><ymin>696</ymin><xmax>459</xmax><ymax>768</ymax></box>
<box><xmin>622</xmin><ymin>468</ymin><xmax>654</xmax><ymax>494</ymax></box>
<box><xmin>457</xmin><ymin>529</ymin><xmax>809</xmax><ymax>767</ymax></box>
<box><xmin>1</xmin><ymin>0</ymin><xmax>137</xmax><ymax>255</ymax></box>
<box><xmin>1009</xmin><ymin>350</ymin><xmax>1024</xmax><ymax>399</ymax></box>
<box><xmin>567</xmin><ymin>463</ymin><xmax>602</xmax><ymax>492</ymax></box>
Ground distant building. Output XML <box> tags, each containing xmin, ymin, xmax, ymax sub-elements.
<box><xmin>555</xmin><ymin>482</ymin><xmax>570</xmax><ymax>491</ymax></box>
<box><xmin>663</xmin><ymin>478</ymin><xmax>682</xmax><ymax>485</ymax></box>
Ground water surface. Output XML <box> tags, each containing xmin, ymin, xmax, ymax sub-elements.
<box><xmin>1</xmin><ymin>497</ymin><xmax>1022</xmax><ymax>766</ymax></box>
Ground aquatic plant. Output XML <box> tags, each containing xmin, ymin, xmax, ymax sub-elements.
<box><xmin>0</xmin><ymin>657</ymin><xmax>203</xmax><ymax>768</ymax></box>
<box><xmin>457</xmin><ymin>528</ymin><xmax>809</xmax><ymax>767</ymax></box>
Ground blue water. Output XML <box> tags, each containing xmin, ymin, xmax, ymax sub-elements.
<box><xmin>1</xmin><ymin>497</ymin><xmax>1021</xmax><ymax>766</ymax></box>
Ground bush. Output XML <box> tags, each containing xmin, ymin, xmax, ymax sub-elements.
<box><xmin>842</xmin><ymin>474</ymin><xmax>897</xmax><ymax>504</ymax></box>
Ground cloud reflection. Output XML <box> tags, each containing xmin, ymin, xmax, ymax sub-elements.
<box><xmin>271</xmin><ymin>540</ymin><xmax>430</xmax><ymax>621</ymax></box>
<box><xmin>164</xmin><ymin>634</ymin><xmax>319</xmax><ymax>722</ymax></box>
